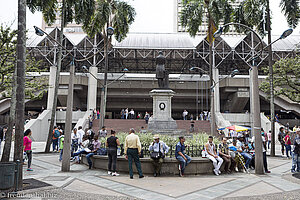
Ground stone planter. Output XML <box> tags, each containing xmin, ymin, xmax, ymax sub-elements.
<box><xmin>0</xmin><ymin>162</ymin><xmax>16</xmax><ymax>190</ymax></box>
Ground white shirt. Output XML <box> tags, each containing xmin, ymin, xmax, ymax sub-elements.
<box><xmin>267</xmin><ymin>132</ymin><xmax>271</xmax><ymax>141</ymax></box>
<box><xmin>77</xmin><ymin>129</ymin><xmax>85</xmax><ymax>144</ymax></box>
<box><xmin>71</xmin><ymin>131</ymin><xmax>79</xmax><ymax>140</ymax></box>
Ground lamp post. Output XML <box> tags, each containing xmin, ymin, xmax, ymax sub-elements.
<box><xmin>214</xmin><ymin>22</ymin><xmax>293</xmax><ymax>174</ymax></box>
<box><xmin>34</xmin><ymin>26</ymin><xmax>101</xmax><ymax>171</ymax></box>
<box><xmin>100</xmin><ymin>27</ymin><xmax>114</xmax><ymax>129</ymax></box>
<box><xmin>190</xmin><ymin>67</ymin><xmax>238</xmax><ymax>127</ymax></box>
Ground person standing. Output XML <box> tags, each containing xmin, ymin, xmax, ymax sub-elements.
<box><xmin>97</xmin><ymin>109</ymin><xmax>100</xmax><ymax>119</ymax></box>
<box><xmin>182</xmin><ymin>110</ymin><xmax>188</xmax><ymax>120</ymax></box>
<box><xmin>71</xmin><ymin>128</ymin><xmax>79</xmax><ymax>153</ymax></box>
<box><xmin>124</xmin><ymin>128</ymin><xmax>144</xmax><ymax>179</ymax></box>
<box><xmin>278</xmin><ymin>127</ymin><xmax>286</xmax><ymax>156</ymax></box>
<box><xmin>284</xmin><ymin>131</ymin><xmax>292</xmax><ymax>158</ymax></box>
<box><xmin>121</xmin><ymin>109</ymin><xmax>125</xmax><ymax>119</ymax></box>
<box><xmin>218</xmin><ymin>137</ymin><xmax>236</xmax><ymax>173</ymax></box>
<box><xmin>77</xmin><ymin>126</ymin><xmax>85</xmax><ymax>148</ymax></box>
<box><xmin>205</xmin><ymin>136</ymin><xmax>223</xmax><ymax>176</ymax></box>
<box><xmin>23</xmin><ymin>129</ymin><xmax>33</xmax><ymax>171</ymax></box>
<box><xmin>262</xmin><ymin>132</ymin><xmax>271</xmax><ymax>173</ymax></box>
<box><xmin>52</xmin><ymin>126</ymin><xmax>61</xmax><ymax>152</ymax></box>
<box><xmin>267</xmin><ymin>130</ymin><xmax>272</xmax><ymax>149</ymax></box>
<box><xmin>175</xmin><ymin>136</ymin><xmax>191</xmax><ymax>177</ymax></box>
<box><xmin>125</xmin><ymin>108</ymin><xmax>129</xmax><ymax>119</ymax></box>
<box><xmin>59</xmin><ymin>133</ymin><xmax>64</xmax><ymax>161</ymax></box>
<box><xmin>106</xmin><ymin>130</ymin><xmax>120</xmax><ymax>176</ymax></box>
<box><xmin>129</xmin><ymin>109</ymin><xmax>135</xmax><ymax>119</ymax></box>
<box><xmin>291</xmin><ymin>129</ymin><xmax>300</xmax><ymax>173</ymax></box>
<box><xmin>144</xmin><ymin>112</ymin><xmax>150</xmax><ymax>124</ymax></box>
<box><xmin>149</xmin><ymin>135</ymin><xmax>170</xmax><ymax>177</ymax></box>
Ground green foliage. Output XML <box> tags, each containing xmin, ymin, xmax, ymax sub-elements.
<box><xmin>99</xmin><ymin>132</ymin><xmax>220</xmax><ymax>148</ymax></box>
<box><xmin>260</xmin><ymin>56</ymin><xmax>300</xmax><ymax>103</ymax></box>
<box><xmin>233</xmin><ymin>0</ymin><xmax>300</xmax><ymax>36</ymax></box>
<box><xmin>0</xmin><ymin>25</ymin><xmax>48</xmax><ymax>100</ymax></box>
<box><xmin>83</xmin><ymin>0</ymin><xmax>136</xmax><ymax>42</ymax></box>
<box><xmin>180</xmin><ymin>0</ymin><xmax>234</xmax><ymax>37</ymax></box>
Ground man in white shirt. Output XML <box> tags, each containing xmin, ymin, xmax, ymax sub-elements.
<box><xmin>77</xmin><ymin>126</ymin><xmax>85</xmax><ymax>146</ymax></box>
<box><xmin>182</xmin><ymin>110</ymin><xmax>188</xmax><ymax>120</ymax></box>
<box><xmin>205</xmin><ymin>136</ymin><xmax>223</xmax><ymax>175</ymax></box>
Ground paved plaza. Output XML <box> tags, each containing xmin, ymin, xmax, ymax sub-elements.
<box><xmin>5</xmin><ymin>142</ymin><xmax>297</xmax><ymax>200</ymax></box>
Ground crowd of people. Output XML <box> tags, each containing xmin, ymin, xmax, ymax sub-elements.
<box><xmin>182</xmin><ymin>110</ymin><xmax>211</xmax><ymax>121</ymax></box>
<box><xmin>6</xmin><ymin>123</ymin><xmax>299</xmax><ymax>177</ymax></box>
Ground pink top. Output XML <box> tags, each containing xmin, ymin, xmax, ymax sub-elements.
<box><xmin>23</xmin><ymin>136</ymin><xmax>32</xmax><ymax>151</ymax></box>
<box><xmin>284</xmin><ymin>135</ymin><xmax>292</xmax><ymax>145</ymax></box>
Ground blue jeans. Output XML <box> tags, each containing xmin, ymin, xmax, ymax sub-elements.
<box><xmin>52</xmin><ymin>139</ymin><xmax>58</xmax><ymax>151</ymax></box>
<box><xmin>292</xmin><ymin>153</ymin><xmax>300</xmax><ymax>172</ymax></box>
<box><xmin>176</xmin><ymin>154</ymin><xmax>191</xmax><ymax>174</ymax></box>
<box><xmin>285</xmin><ymin>145</ymin><xmax>292</xmax><ymax>157</ymax></box>
<box><xmin>59</xmin><ymin>149</ymin><xmax>63</xmax><ymax>161</ymax></box>
<box><xmin>241</xmin><ymin>152</ymin><xmax>252</xmax><ymax>168</ymax></box>
<box><xmin>86</xmin><ymin>152</ymin><xmax>95</xmax><ymax>168</ymax></box>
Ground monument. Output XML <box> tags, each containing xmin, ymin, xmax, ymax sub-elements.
<box><xmin>148</xmin><ymin>52</ymin><xmax>178</xmax><ymax>132</ymax></box>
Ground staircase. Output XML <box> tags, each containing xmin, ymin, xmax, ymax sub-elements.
<box><xmin>92</xmin><ymin>119</ymin><xmax>211</xmax><ymax>134</ymax></box>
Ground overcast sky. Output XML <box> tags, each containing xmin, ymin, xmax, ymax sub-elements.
<box><xmin>0</xmin><ymin>0</ymin><xmax>299</xmax><ymax>36</ymax></box>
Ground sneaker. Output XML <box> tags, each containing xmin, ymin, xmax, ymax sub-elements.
<box><xmin>218</xmin><ymin>170</ymin><xmax>221</xmax><ymax>174</ymax></box>
<box><xmin>291</xmin><ymin>169</ymin><xmax>296</xmax><ymax>173</ymax></box>
<box><xmin>112</xmin><ymin>172</ymin><xmax>120</xmax><ymax>176</ymax></box>
<box><xmin>108</xmin><ymin>171</ymin><xmax>112</xmax><ymax>175</ymax></box>
<box><xmin>139</xmin><ymin>175</ymin><xmax>144</xmax><ymax>179</ymax></box>
<box><xmin>214</xmin><ymin>169</ymin><xmax>219</xmax><ymax>176</ymax></box>
<box><xmin>27</xmin><ymin>168</ymin><xmax>33</xmax><ymax>171</ymax></box>
<box><xmin>265</xmin><ymin>170</ymin><xmax>271</xmax><ymax>173</ymax></box>
<box><xmin>178</xmin><ymin>164</ymin><xmax>182</xmax><ymax>177</ymax></box>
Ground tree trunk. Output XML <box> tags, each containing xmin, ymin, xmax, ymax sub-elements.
<box><xmin>61</xmin><ymin>59</ymin><xmax>74</xmax><ymax>172</ymax></box>
<box><xmin>45</xmin><ymin>0</ymin><xmax>65</xmax><ymax>152</ymax></box>
<box><xmin>14</xmin><ymin>0</ymin><xmax>26</xmax><ymax>190</ymax></box>
<box><xmin>266</xmin><ymin>0</ymin><xmax>275</xmax><ymax>157</ymax></box>
<box><xmin>1</xmin><ymin>67</ymin><xmax>17</xmax><ymax>162</ymax></box>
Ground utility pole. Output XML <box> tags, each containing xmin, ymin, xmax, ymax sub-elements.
<box><xmin>266</xmin><ymin>0</ymin><xmax>275</xmax><ymax>157</ymax></box>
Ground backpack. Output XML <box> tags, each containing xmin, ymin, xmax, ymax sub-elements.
<box><xmin>54</xmin><ymin>129</ymin><xmax>60</xmax><ymax>138</ymax></box>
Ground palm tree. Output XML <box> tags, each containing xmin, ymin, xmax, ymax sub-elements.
<box><xmin>180</xmin><ymin>0</ymin><xmax>234</xmax><ymax>135</ymax></box>
<box><xmin>82</xmin><ymin>0</ymin><xmax>136</xmax><ymax>128</ymax></box>
<box><xmin>234</xmin><ymin>0</ymin><xmax>300</xmax><ymax>157</ymax></box>
<box><xmin>27</xmin><ymin>0</ymin><xmax>96</xmax><ymax>153</ymax></box>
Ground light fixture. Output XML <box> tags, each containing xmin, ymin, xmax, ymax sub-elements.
<box><xmin>280</xmin><ymin>28</ymin><xmax>293</xmax><ymax>39</ymax></box>
<box><xmin>122</xmin><ymin>68</ymin><xmax>129</xmax><ymax>72</ymax></box>
<box><xmin>33</xmin><ymin>26</ymin><xmax>45</xmax><ymax>36</ymax></box>
<box><xmin>107</xmin><ymin>27</ymin><xmax>114</xmax><ymax>36</ymax></box>
<box><xmin>81</xmin><ymin>65</ymin><xmax>88</xmax><ymax>71</ymax></box>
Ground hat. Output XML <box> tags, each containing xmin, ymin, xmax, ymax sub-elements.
<box><xmin>153</xmin><ymin>134</ymin><xmax>159</xmax><ymax>139</ymax></box>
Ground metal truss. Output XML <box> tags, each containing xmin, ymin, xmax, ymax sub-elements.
<box><xmin>27</xmin><ymin>28</ymin><xmax>299</xmax><ymax>75</ymax></box>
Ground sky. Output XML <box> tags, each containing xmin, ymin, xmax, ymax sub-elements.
<box><xmin>0</xmin><ymin>0</ymin><xmax>299</xmax><ymax>36</ymax></box>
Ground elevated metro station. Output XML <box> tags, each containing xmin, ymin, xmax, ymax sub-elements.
<box><xmin>1</xmin><ymin>28</ymin><xmax>299</xmax><ymax>140</ymax></box>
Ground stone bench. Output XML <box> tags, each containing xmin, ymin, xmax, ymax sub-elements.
<box><xmin>82</xmin><ymin>155</ymin><xmax>225</xmax><ymax>175</ymax></box>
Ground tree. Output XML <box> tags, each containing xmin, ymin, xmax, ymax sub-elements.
<box><xmin>180</xmin><ymin>0</ymin><xmax>234</xmax><ymax>136</ymax></box>
<box><xmin>82</xmin><ymin>0</ymin><xmax>136</xmax><ymax>128</ymax></box>
<box><xmin>260</xmin><ymin>56</ymin><xmax>300</xmax><ymax>103</ymax></box>
<box><xmin>0</xmin><ymin>25</ymin><xmax>47</xmax><ymax>162</ymax></box>
<box><xmin>27</xmin><ymin>0</ymin><xmax>96</xmax><ymax>153</ymax></box>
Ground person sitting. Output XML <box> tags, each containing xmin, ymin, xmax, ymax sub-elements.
<box><xmin>229</xmin><ymin>139</ymin><xmax>246</xmax><ymax>172</ymax></box>
<box><xmin>205</xmin><ymin>136</ymin><xmax>223</xmax><ymax>175</ymax></box>
<box><xmin>149</xmin><ymin>134</ymin><xmax>170</xmax><ymax>177</ymax></box>
<box><xmin>218</xmin><ymin>137</ymin><xmax>236</xmax><ymax>173</ymax></box>
<box><xmin>72</xmin><ymin>135</ymin><xmax>100</xmax><ymax>169</ymax></box>
<box><xmin>175</xmin><ymin>136</ymin><xmax>191</xmax><ymax>177</ymax></box>
<box><xmin>237</xmin><ymin>136</ymin><xmax>253</xmax><ymax>170</ymax></box>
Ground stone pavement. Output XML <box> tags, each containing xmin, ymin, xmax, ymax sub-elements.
<box><xmin>1</xmin><ymin>142</ymin><xmax>300</xmax><ymax>199</ymax></box>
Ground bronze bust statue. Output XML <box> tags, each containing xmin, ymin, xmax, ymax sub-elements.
<box><xmin>156</xmin><ymin>51</ymin><xmax>169</xmax><ymax>89</ymax></box>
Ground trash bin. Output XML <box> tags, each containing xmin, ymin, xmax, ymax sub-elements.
<box><xmin>0</xmin><ymin>162</ymin><xmax>16</xmax><ymax>190</ymax></box>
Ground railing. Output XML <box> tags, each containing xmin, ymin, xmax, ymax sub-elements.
<box><xmin>96</xmin><ymin>142</ymin><xmax>205</xmax><ymax>158</ymax></box>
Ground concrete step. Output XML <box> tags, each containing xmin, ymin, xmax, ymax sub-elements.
<box><xmin>92</xmin><ymin>119</ymin><xmax>211</xmax><ymax>134</ymax></box>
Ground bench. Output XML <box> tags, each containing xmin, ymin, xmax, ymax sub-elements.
<box><xmin>82</xmin><ymin>155</ymin><xmax>225</xmax><ymax>175</ymax></box>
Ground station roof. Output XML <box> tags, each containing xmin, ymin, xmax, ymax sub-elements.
<box><xmin>27</xmin><ymin>29</ymin><xmax>300</xmax><ymax>52</ymax></box>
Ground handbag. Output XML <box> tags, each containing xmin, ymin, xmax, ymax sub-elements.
<box><xmin>150</xmin><ymin>143</ymin><xmax>164</xmax><ymax>159</ymax></box>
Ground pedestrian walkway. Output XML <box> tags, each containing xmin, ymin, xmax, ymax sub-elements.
<box><xmin>19</xmin><ymin>148</ymin><xmax>300</xmax><ymax>200</ymax></box>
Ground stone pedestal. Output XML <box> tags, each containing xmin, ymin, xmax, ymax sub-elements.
<box><xmin>148</xmin><ymin>89</ymin><xmax>177</xmax><ymax>131</ymax></box>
